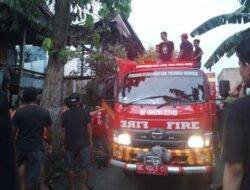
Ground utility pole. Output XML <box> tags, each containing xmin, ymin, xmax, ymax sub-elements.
<box><xmin>19</xmin><ymin>27</ymin><xmax>27</xmax><ymax>89</ymax></box>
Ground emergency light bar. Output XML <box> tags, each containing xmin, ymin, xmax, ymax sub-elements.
<box><xmin>136</xmin><ymin>62</ymin><xmax>196</xmax><ymax>69</ymax></box>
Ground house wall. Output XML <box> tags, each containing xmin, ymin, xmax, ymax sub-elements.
<box><xmin>64</xmin><ymin>79</ymin><xmax>90</xmax><ymax>98</ymax></box>
<box><xmin>218</xmin><ymin>68</ymin><xmax>242</xmax><ymax>90</ymax></box>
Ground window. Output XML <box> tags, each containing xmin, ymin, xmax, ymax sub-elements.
<box><xmin>16</xmin><ymin>45</ymin><xmax>48</xmax><ymax>73</ymax></box>
<box><xmin>119</xmin><ymin>70</ymin><xmax>206</xmax><ymax>105</ymax></box>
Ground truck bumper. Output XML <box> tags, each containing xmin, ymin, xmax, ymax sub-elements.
<box><xmin>110</xmin><ymin>159</ymin><xmax>212</xmax><ymax>174</ymax></box>
<box><xmin>112</xmin><ymin>144</ymin><xmax>213</xmax><ymax>166</ymax></box>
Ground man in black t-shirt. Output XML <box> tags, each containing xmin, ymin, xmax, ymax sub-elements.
<box><xmin>62</xmin><ymin>93</ymin><xmax>92</xmax><ymax>190</ymax></box>
<box><xmin>222</xmin><ymin>39</ymin><xmax>250</xmax><ymax>190</ymax></box>
<box><xmin>193</xmin><ymin>39</ymin><xmax>203</xmax><ymax>68</ymax></box>
<box><xmin>178</xmin><ymin>33</ymin><xmax>193</xmax><ymax>62</ymax></box>
<box><xmin>157</xmin><ymin>31</ymin><xmax>175</xmax><ymax>62</ymax></box>
<box><xmin>12</xmin><ymin>88</ymin><xmax>52</xmax><ymax>190</ymax></box>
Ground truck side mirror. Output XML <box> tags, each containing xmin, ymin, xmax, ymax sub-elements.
<box><xmin>219</xmin><ymin>80</ymin><xmax>230</xmax><ymax>98</ymax></box>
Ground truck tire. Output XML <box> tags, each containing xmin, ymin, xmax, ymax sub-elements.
<box><xmin>122</xmin><ymin>169</ymin><xmax>134</xmax><ymax>177</ymax></box>
<box><xmin>201</xmin><ymin>173</ymin><xmax>213</xmax><ymax>185</ymax></box>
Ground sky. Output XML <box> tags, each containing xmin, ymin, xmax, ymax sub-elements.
<box><xmin>128</xmin><ymin>0</ymin><xmax>250</xmax><ymax>76</ymax></box>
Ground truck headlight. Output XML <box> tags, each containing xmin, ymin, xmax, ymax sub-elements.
<box><xmin>188</xmin><ymin>135</ymin><xmax>204</xmax><ymax>148</ymax></box>
<box><xmin>116</xmin><ymin>134</ymin><xmax>131</xmax><ymax>145</ymax></box>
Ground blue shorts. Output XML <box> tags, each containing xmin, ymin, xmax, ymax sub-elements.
<box><xmin>16</xmin><ymin>149</ymin><xmax>45</xmax><ymax>186</ymax></box>
<box><xmin>64</xmin><ymin>147</ymin><xmax>91</xmax><ymax>172</ymax></box>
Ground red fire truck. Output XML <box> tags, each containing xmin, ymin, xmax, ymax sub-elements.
<box><xmin>99</xmin><ymin>58</ymin><xmax>217</xmax><ymax>176</ymax></box>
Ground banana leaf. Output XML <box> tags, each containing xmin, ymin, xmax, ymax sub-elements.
<box><xmin>191</xmin><ymin>7</ymin><xmax>250</xmax><ymax>37</ymax></box>
<box><xmin>239</xmin><ymin>0</ymin><xmax>250</xmax><ymax>7</ymax></box>
<box><xmin>204</xmin><ymin>28</ymin><xmax>250</xmax><ymax>68</ymax></box>
<box><xmin>226</xmin><ymin>47</ymin><xmax>236</xmax><ymax>58</ymax></box>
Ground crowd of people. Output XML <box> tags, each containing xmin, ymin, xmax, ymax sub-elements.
<box><xmin>1</xmin><ymin>90</ymin><xmax>106</xmax><ymax>190</ymax></box>
<box><xmin>0</xmin><ymin>38</ymin><xmax>250</xmax><ymax>190</ymax></box>
<box><xmin>156</xmin><ymin>31</ymin><xmax>204</xmax><ymax>68</ymax></box>
<box><xmin>156</xmin><ymin>32</ymin><xmax>250</xmax><ymax>190</ymax></box>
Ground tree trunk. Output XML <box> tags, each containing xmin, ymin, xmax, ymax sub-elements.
<box><xmin>41</xmin><ymin>59</ymin><xmax>64</xmax><ymax>152</ymax></box>
<box><xmin>41</xmin><ymin>0</ymin><xmax>71</xmax><ymax>153</ymax></box>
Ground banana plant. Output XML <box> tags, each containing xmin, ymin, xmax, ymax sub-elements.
<box><xmin>191</xmin><ymin>0</ymin><xmax>250</xmax><ymax>68</ymax></box>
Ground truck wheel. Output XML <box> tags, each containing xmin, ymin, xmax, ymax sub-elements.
<box><xmin>189</xmin><ymin>174</ymin><xmax>212</xmax><ymax>190</ymax></box>
<box><xmin>201</xmin><ymin>173</ymin><xmax>213</xmax><ymax>185</ymax></box>
<box><xmin>122</xmin><ymin>169</ymin><xmax>134</xmax><ymax>177</ymax></box>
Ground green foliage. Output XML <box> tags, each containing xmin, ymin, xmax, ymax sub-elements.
<box><xmin>2</xmin><ymin>0</ymin><xmax>51</xmax><ymax>34</ymax></box>
<box><xmin>4</xmin><ymin>0</ymin><xmax>132</xmax><ymax>53</ymax></box>
<box><xmin>191</xmin><ymin>0</ymin><xmax>250</xmax><ymax>68</ymax></box>
<box><xmin>60</xmin><ymin>49</ymin><xmax>82</xmax><ymax>60</ymax></box>
<box><xmin>238</xmin><ymin>0</ymin><xmax>250</xmax><ymax>6</ymax></box>
<box><xmin>226</xmin><ymin>47</ymin><xmax>237</xmax><ymax>58</ymax></box>
<box><xmin>42</xmin><ymin>37</ymin><xmax>53</xmax><ymax>52</ymax></box>
<box><xmin>98</xmin><ymin>3</ymin><xmax>110</xmax><ymax>18</ymax></box>
<box><xmin>42</xmin><ymin>38</ymin><xmax>82</xmax><ymax>60</ymax></box>
<box><xmin>85</xmin><ymin>14</ymin><xmax>94</xmax><ymax>30</ymax></box>
<box><xmin>205</xmin><ymin>28</ymin><xmax>250</xmax><ymax>68</ymax></box>
<box><xmin>87</xmin><ymin>44</ymin><xmax>127</xmax><ymax>77</ymax></box>
<box><xmin>81</xmin><ymin>43</ymin><xmax>128</xmax><ymax>106</ymax></box>
<box><xmin>191</xmin><ymin>13</ymin><xmax>250</xmax><ymax>37</ymax></box>
<box><xmin>191</xmin><ymin>7</ymin><xmax>250</xmax><ymax>37</ymax></box>
<box><xmin>4</xmin><ymin>1</ymin><xmax>132</xmax><ymax>183</ymax></box>
<box><xmin>4</xmin><ymin>0</ymin><xmax>44</xmax><ymax>19</ymax></box>
<box><xmin>93</xmin><ymin>32</ymin><xmax>101</xmax><ymax>48</ymax></box>
<box><xmin>99</xmin><ymin>0</ymin><xmax>132</xmax><ymax>19</ymax></box>
<box><xmin>113</xmin><ymin>0</ymin><xmax>132</xmax><ymax>19</ymax></box>
<box><xmin>107</xmin><ymin>43</ymin><xmax>128</xmax><ymax>58</ymax></box>
<box><xmin>58</xmin><ymin>49</ymin><xmax>68</xmax><ymax>58</ymax></box>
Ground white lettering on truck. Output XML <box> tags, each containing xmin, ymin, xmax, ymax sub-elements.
<box><xmin>120</xmin><ymin>120</ymin><xmax>149</xmax><ymax>129</ymax></box>
<box><xmin>167</xmin><ymin>121</ymin><xmax>200</xmax><ymax>130</ymax></box>
<box><xmin>139</xmin><ymin>109</ymin><xmax>178</xmax><ymax>116</ymax></box>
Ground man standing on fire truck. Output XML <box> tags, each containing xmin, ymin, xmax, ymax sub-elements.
<box><xmin>178</xmin><ymin>33</ymin><xmax>193</xmax><ymax>62</ymax></box>
<box><xmin>222</xmin><ymin>39</ymin><xmax>250</xmax><ymax>190</ymax></box>
<box><xmin>156</xmin><ymin>31</ymin><xmax>175</xmax><ymax>62</ymax></box>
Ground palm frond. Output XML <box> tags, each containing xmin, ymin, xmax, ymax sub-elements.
<box><xmin>226</xmin><ymin>47</ymin><xmax>236</xmax><ymax>58</ymax></box>
<box><xmin>234</xmin><ymin>5</ymin><xmax>250</xmax><ymax>13</ymax></box>
<box><xmin>204</xmin><ymin>28</ymin><xmax>250</xmax><ymax>68</ymax></box>
<box><xmin>191</xmin><ymin>8</ymin><xmax>250</xmax><ymax>37</ymax></box>
<box><xmin>238</xmin><ymin>0</ymin><xmax>250</xmax><ymax>7</ymax></box>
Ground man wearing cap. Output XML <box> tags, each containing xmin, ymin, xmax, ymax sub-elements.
<box><xmin>222</xmin><ymin>39</ymin><xmax>250</xmax><ymax>190</ymax></box>
<box><xmin>178</xmin><ymin>33</ymin><xmax>193</xmax><ymax>62</ymax></box>
<box><xmin>62</xmin><ymin>93</ymin><xmax>92</xmax><ymax>190</ymax></box>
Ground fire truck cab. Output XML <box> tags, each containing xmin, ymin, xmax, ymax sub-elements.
<box><xmin>99</xmin><ymin>58</ymin><xmax>216</xmax><ymax>176</ymax></box>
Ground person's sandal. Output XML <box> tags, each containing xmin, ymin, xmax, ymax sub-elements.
<box><xmin>209</xmin><ymin>183</ymin><xmax>222</xmax><ymax>190</ymax></box>
<box><xmin>87</xmin><ymin>185</ymin><xmax>93</xmax><ymax>190</ymax></box>
<box><xmin>81</xmin><ymin>184</ymin><xmax>93</xmax><ymax>190</ymax></box>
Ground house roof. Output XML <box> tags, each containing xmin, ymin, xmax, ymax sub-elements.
<box><xmin>0</xmin><ymin>2</ymin><xmax>144</xmax><ymax>59</ymax></box>
<box><xmin>0</xmin><ymin>2</ymin><xmax>51</xmax><ymax>45</ymax></box>
<box><xmin>111</xmin><ymin>15</ymin><xmax>145</xmax><ymax>59</ymax></box>
<box><xmin>69</xmin><ymin>15</ymin><xmax>144</xmax><ymax>60</ymax></box>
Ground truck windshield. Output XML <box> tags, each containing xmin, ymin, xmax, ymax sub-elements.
<box><xmin>119</xmin><ymin>70</ymin><xmax>206</xmax><ymax>105</ymax></box>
